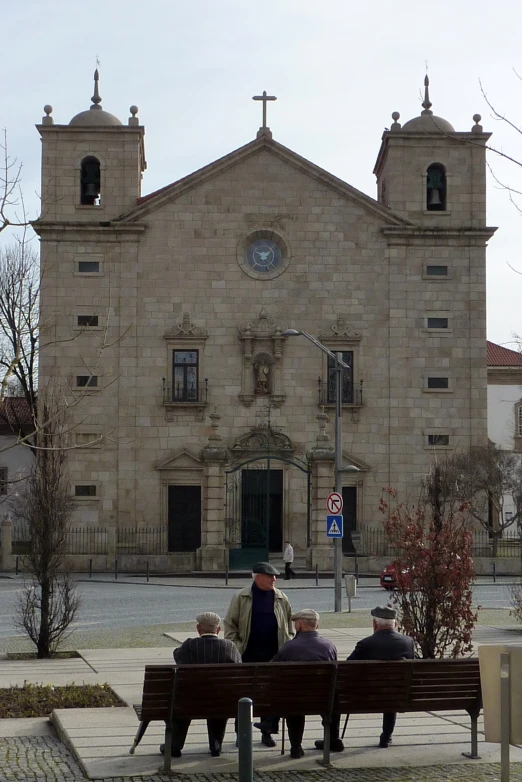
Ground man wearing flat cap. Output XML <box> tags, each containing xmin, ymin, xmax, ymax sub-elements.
<box><xmin>260</xmin><ymin>608</ymin><xmax>340</xmax><ymax>758</ymax></box>
<box><xmin>160</xmin><ymin>611</ymin><xmax>241</xmax><ymax>758</ymax></box>
<box><xmin>318</xmin><ymin>605</ymin><xmax>414</xmax><ymax>751</ymax></box>
<box><xmin>224</xmin><ymin>562</ymin><xmax>293</xmax><ymax>747</ymax></box>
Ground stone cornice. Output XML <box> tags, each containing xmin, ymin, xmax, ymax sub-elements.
<box><xmin>31</xmin><ymin>221</ymin><xmax>147</xmax><ymax>241</ymax></box>
<box><xmin>381</xmin><ymin>226</ymin><xmax>497</xmax><ymax>245</ymax></box>
<box><xmin>488</xmin><ymin>367</ymin><xmax>522</xmax><ymax>385</ymax></box>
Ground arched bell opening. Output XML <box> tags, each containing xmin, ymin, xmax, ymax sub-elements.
<box><xmin>426</xmin><ymin>163</ymin><xmax>446</xmax><ymax>211</ymax></box>
<box><xmin>80</xmin><ymin>156</ymin><xmax>101</xmax><ymax>205</ymax></box>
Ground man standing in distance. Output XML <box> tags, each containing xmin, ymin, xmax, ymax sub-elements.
<box><xmin>224</xmin><ymin>562</ymin><xmax>293</xmax><ymax>746</ymax></box>
<box><xmin>283</xmin><ymin>540</ymin><xmax>296</xmax><ymax>580</ymax></box>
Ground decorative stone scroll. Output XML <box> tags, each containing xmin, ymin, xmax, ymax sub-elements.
<box><xmin>237</xmin><ymin>308</ymin><xmax>287</xmax><ymax>407</ymax></box>
<box><xmin>231</xmin><ymin>424</ymin><xmax>294</xmax><ymax>456</ymax></box>
<box><xmin>318</xmin><ymin>315</ymin><xmax>362</xmax><ymax>342</ymax></box>
<box><xmin>164</xmin><ymin>312</ymin><xmax>209</xmax><ymax>341</ymax></box>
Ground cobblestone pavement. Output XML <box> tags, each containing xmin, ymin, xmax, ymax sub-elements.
<box><xmin>1</xmin><ymin>735</ymin><xmax>522</xmax><ymax>782</ymax></box>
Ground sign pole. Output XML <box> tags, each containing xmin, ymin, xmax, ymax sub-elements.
<box><xmin>334</xmin><ymin>352</ymin><xmax>343</xmax><ymax>613</ymax></box>
<box><xmin>500</xmin><ymin>651</ymin><xmax>511</xmax><ymax>782</ymax></box>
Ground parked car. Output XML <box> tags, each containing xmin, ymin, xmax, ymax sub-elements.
<box><xmin>380</xmin><ymin>563</ymin><xmax>411</xmax><ymax>590</ymax></box>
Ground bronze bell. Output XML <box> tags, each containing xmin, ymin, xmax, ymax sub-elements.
<box><xmin>84</xmin><ymin>183</ymin><xmax>99</xmax><ymax>197</ymax></box>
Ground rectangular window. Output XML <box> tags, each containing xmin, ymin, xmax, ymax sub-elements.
<box><xmin>426</xmin><ymin>265</ymin><xmax>448</xmax><ymax>276</ymax></box>
<box><xmin>428</xmin><ymin>434</ymin><xmax>450</xmax><ymax>446</ymax></box>
<box><xmin>0</xmin><ymin>466</ymin><xmax>7</xmax><ymax>496</ymax></box>
<box><xmin>77</xmin><ymin>315</ymin><xmax>99</xmax><ymax>327</ymax></box>
<box><xmin>427</xmin><ymin>317</ymin><xmax>449</xmax><ymax>329</ymax></box>
<box><xmin>75</xmin><ymin>485</ymin><xmax>97</xmax><ymax>497</ymax></box>
<box><xmin>517</xmin><ymin>405</ymin><xmax>522</xmax><ymax>437</ymax></box>
<box><xmin>172</xmin><ymin>350</ymin><xmax>199</xmax><ymax>401</ymax></box>
<box><xmin>76</xmin><ymin>375</ymin><xmax>98</xmax><ymax>388</ymax></box>
<box><xmin>78</xmin><ymin>261</ymin><xmax>100</xmax><ymax>273</ymax></box>
<box><xmin>327</xmin><ymin>351</ymin><xmax>354</xmax><ymax>403</ymax></box>
<box><xmin>427</xmin><ymin>377</ymin><xmax>449</xmax><ymax>389</ymax></box>
<box><xmin>75</xmin><ymin>433</ymin><xmax>101</xmax><ymax>447</ymax></box>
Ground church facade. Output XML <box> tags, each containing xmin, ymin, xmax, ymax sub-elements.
<box><xmin>34</xmin><ymin>75</ymin><xmax>495</xmax><ymax>571</ymax></box>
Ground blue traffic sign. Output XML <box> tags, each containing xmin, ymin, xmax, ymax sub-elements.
<box><xmin>326</xmin><ymin>515</ymin><xmax>343</xmax><ymax>538</ymax></box>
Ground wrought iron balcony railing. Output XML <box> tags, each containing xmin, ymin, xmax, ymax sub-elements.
<box><xmin>317</xmin><ymin>378</ymin><xmax>364</xmax><ymax>407</ymax></box>
<box><xmin>162</xmin><ymin>378</ymin><xmax>209</xmax><ymax>405</ymax></box>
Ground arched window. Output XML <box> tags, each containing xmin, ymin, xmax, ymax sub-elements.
<box><xmin>426</xmin><ymin>163</ymin><xmax>446</xmax><ymax>211</ymax></box>
<box><xmin>80</xmin><ymin>156</ymin><xmax>101</xmax><ymax>205</ymax></box>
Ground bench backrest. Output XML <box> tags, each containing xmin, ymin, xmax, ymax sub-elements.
<box><xmin>140</xmin><ymin>658</ymin><xmax>481</xmax><ymax>722</ymax></box>
<box><xmin>336</xmin><ymin>658</ymin><xmax>481</xmax><ymax>715</ymax></box>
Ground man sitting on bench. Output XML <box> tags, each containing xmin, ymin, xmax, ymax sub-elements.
<box><xmin>160</xmin><ymin>611</ymin><xmax>241</xmax><ymax>758</ymax></box>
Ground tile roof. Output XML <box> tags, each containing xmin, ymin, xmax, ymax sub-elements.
<box><xmin>0</xmin><ymin>396</ymin><xmax>34</xmax><ymax>434</ymax></box>
<box><xmin>487</xmin><ymin>340</ymin><xmax>522</xmax><ymax>367</ymax></box>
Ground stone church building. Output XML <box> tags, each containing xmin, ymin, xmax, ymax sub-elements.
<box><xmin>33</xmin><ymin>74</ymin><xmax>495</xmax><ymax>571</ymax></box>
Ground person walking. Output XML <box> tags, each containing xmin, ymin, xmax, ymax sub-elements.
<box><xmin>316</xmin><ymin>605</ymin><xmax>414</xmax><ymax>751</ymax></box>
<box><xmin>283</xmin><ymin>540</ymin><xmax>296</xmax><ymax>580</ymax></box>
<box><xmin>224</xmin><ymin>562</ymin><xmax>293</xmax><ymax>746</ymax></box>
<box><xmin>259</xmin><ymin>608</ymin><xmax>341</xmax><ymax>758</ymax></box>
<box><xmin>159</xmin><ymin>611</ymin><xmax>241</xmax><ymax>758</ymax></box>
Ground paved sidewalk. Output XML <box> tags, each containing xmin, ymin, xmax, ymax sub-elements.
<box><xmin>2</xmin><ymin>625</ymin><xmax>522</xmax><ymax>780</ymax></box>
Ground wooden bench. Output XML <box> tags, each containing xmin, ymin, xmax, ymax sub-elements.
<box><xmin>130</xmin><ymin>658</ymin><xmax>482</xmax><ymax>770</ymax></box>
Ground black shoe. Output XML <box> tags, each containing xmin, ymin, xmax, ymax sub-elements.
<box><xmin>159</xmin><ymin>744</ymin><xmax>181</xmax><ymax>757</ymax></box>
<box><xmin>290</xmin><ymin>746</ymin><xmax>304</xmax><ymax>758</ymax></box>
<box><xmin>314</xmin><ymin>739</ymin><xmax>344</xmax><ymax>752</ymax></box>
<box><xmin>379</xmin><ymin>735</ymin><xmax>392</xmax><ymax>748</ymax></box>
<box><xmin>261</xmin><ymin>732</ymin><xmax>276</xmax><ymax>747</ymax></box>
<box><xmin>210</xmin><ymin>748</ymin><xmax>221</xmax><ymax>757</ymax></box>
<box><xmin>254</xmin><ymin>721</ymin><xmax>278</xmax><ymax>735</ymax></box>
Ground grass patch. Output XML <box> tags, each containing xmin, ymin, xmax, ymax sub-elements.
<box><xmin>0</xmin><ymin>682</ymin><xmax>125</xmax><ymax>718</ymax></box>
<box><xmin>6</xmin><ymin>650</ymin><xmax>81</xmax><ymax>661</ymax></box>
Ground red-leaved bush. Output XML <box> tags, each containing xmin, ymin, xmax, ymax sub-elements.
<box><xmin>380</xmin><ymin>479</ymin><xmax>477</xmax><ymax>659</ymax></box>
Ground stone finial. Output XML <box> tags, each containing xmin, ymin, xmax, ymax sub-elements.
<box><xmin>390</xmin><ymin>111</ymin><xmax>401</xmax><ymax>131</ymax></box>
<box><xmin>42</xmin><ymin>105</ymin><xmax>54</xmax><ymax>125</ymax></box>
<box><xmin>472</xmin><ymin>113</ymin><xmax>483</xmax><ymax>133</ymax></box>
<box><xmin>129</xmin><ymin>105</ymin><xmax>139</xmax><ymax>127</ymax></box>
<box><xmin>421</xmin><ymin>74</ymin><xmax>433</xmax><ymax>115</ymax></box>
<box><xmin>90</xmin><ymin>68</ymin><xmax>102</xmax><ymax>111</ymax></box>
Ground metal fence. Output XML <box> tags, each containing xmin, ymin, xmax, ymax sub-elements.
<box><xmin>116</xmin><ymin>526</ymin><xmax>167</xmax><ymax>555</ymax></box>
<box><xmin>66</xmin><ymin>527</ymin><xmax>109</xmax><ymax>555</ymax></box>
<box><xmin>352</xmin><ymin>528</ymin><xmax>522</xmax><ymax>559</ymax></box>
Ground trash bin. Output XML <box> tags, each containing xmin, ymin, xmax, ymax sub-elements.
<box><xmin>344</xmin><ymin>575</ymin><xmax>356</xmax><ymax>599</ymax></box>
<box><xmin>478</xmin><ymin>644</ymin><xmax>522</xmax><ymax>745</ymax></box>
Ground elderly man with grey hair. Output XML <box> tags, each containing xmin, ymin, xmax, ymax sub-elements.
<box><xmin>316</xmin><ymin>606</ymin><xmax>414</xmax><ymax>752</ymax></box>
<box><xmin>159</xmin><ymin>611</ymin><xmax>241</xmax><ymax>758</ymax></box>
<box><xmin>254</xmin><ymin>609</ymin><xmax>339</xmax><ymax>758</ymax></box>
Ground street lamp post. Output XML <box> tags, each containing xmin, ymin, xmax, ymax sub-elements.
<box><xmin>282</xmin><ymin>329</ymin><xmax>354</xmax><ymax>612</ymax></box>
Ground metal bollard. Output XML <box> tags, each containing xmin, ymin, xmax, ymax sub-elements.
<box><xmin>237</xmin><ymin>698</ymin><xmax>253</xmax><ymax>782</ymax></box>
<box><xmin>89</xmin><ymin>559</ymin><xmax>92</xmax><ymax>579</ymax></box>
<box><xmin>225</xmin><ymin>560</ymin><xmax>229</xmax><ymax>586</ymax></box>
<box><xmin>315</xmin><ymin>563</ymin><xmax>319</xmax><ymax>586</ymax></box>
<box><xmin>355</xmin><ymin>553</ymin><xmax>359</xmax><ymax>584</ymax></box>
<box><xmin>115</xmin><ymin>559</ymin><xmax>118</xmax><ymax>581</ymax></box>
<box><xmin>493</xmin><ymin>562</ymin><xmax>496</xmax><ymax>583</ymax></box>
<box><xmin>15</xmin><ymin>556</ymin><xmax>19</xmax><ymax>576</ymax></box>
<box><xmin>146</xmin><ymin>561</ymin><xmax>149</xmax><ymax>583</ymax></box>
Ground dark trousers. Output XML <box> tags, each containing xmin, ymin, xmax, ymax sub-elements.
<box><xmin>284</xmin><ymin>562</ymin><xmax>295</xmax><ymax>580</ymax></box>
<box><xmin>286</xmin><ymin>713</ymin><xmax>341</xmax><ymax>749</ymax></box>
<box><xmin>172</xmin><ymin>717</ymin><xmax>227</xmax><ymax>752</ymax></box>
<box><xmin>344</xmin><ymin>712</ymin><xmax>396</xmax><ymax>741</ymax></box>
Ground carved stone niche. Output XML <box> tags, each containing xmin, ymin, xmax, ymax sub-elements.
<box><xmin>237</xmin><ymin>308</ymin><xmax>287</xmax><ymax>407</ymax></box>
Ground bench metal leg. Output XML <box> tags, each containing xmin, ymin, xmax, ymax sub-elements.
<box><xmin>341</xmin><ymin>714</ymin><xmax>349</xmax><ymax>740</ymax></box>
<box><xmin>280</xmin><ymin>718</ymin><xmax>285</xmax><ymax>756</ymax></box>
<box><xmin>317</xmin><ymin>722</ymin><xmax>331</xmax><ymax>767</ymax></box>
<box><xmin>163</xmin><ymin>723</ymin><xmax>173</xmax><ymax>773</ymax></box>
<box><xmin>462</xmin><ymin>710</ymin><xmax>481</xmax><ymax>760</ymax></box>
<box><xmin>129</xmin><ymin>720</ymin><xmax>149</xmax><ymax>754</ymax></box>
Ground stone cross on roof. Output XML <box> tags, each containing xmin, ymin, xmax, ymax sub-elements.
<box><xmin>253</xmin><ymin>91</ymin><xmax>277</xmax><ymax>130</ymax></box>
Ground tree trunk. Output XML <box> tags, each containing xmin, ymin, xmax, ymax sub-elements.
<box><xmin>491</xmin><ymin>531</ymin><xmax>499</xmax><ymax>558</ymax></box>
<box><xmin>37</xmin><ymin>579</ymin><xmax>51</xmax><ymax>658</ymax></box>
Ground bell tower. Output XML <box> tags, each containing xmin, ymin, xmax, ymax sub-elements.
<box><xmin>374</xmin><ymin>76</ymin><xmax>489</xmax><ymax>229</ymax></box>
<box><xmin>36</xmin><ymin>70</ymin><xmax>146</xmax><ymax>223</ymax></box>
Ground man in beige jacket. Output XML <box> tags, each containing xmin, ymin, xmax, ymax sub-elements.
<box><xmin>224</xmin><ymin>561</ymin><xmax>293</xmax><ymax>746</ymax></box>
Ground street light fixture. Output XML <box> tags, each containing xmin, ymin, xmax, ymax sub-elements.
<box><xmin>282</xmin><ymin>329</ymin><xmax>359</xmax><ymax>612</ymax></box>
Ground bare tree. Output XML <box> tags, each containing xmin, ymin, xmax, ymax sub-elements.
<box><xmin>12</xmin><ymin>398</ymin><xmax>80</xmax><ymax>658</ymax></box>
<box><xmin>0</xmin><ymin>129</ymin><xmax>28</xmax><ymax>237</ymax></box>
<box><xmin>450</xmin><ymin>443</ymin><xmax>522</xmax><ymax>555</ymax></box>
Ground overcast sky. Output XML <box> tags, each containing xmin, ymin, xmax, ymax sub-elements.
<box><xmin>3</xmin><ymin>0</ymin><xmax>521</xmax><ymax>348</ymax></box>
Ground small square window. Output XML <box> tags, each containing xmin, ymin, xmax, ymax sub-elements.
<box><xmin>76</xmin><ymin>375</ymin><xmax>98</xmax><ymax>388</ymax></box>
<box><xmin>75</xmin><ymin>485</ymin><xmax>97</xmax><ymax>497</ymax></box>
<box><xmin>426</xmin><ymin>265</ymin><xmax>448</xmax><ymax>276</ymax></box>
<box><xmin>428</xmin><ymin>434</ymin><xmax>450</xmax><ymax>446</ymax></box>
<box><xmin>77</xmin><ymin>315</ymin><xmax>99</xmax><ymax>327</ymax></box>
<box><xmin>427</xmin><ymin>377</ymin><xmax>449</xmax><ymax>389</ymax></box>
<box><xmin>78</xmin><ymin>261</ymin><xmax>100</xmax><ymax>273</ymax></box>
<box><xmin>427</xmin><ymin>317</ymin><xmax>449</xmax><ymax>329</ymax></box>
<box><xmin>75</xmin><ymin>433</ymin><xmax>101</xmax><ymax>447</ymax></box>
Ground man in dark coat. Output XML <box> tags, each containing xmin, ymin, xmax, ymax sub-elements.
<box><xmin>254</xmin><ymin>609</ymin><xmax>342</xmax><ymax>758</ymax></box>
<box><xmin>325</xmin><ymin>605</ymin><xmax>414</xmax><ymax>749</ymax></box>
<box><xmin>160</xmin><ymin>611</ymin><xmax>241</xmax><ymax>758</ymax></box>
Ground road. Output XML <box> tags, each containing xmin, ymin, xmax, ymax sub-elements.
<box><xmin>0</xmin><ymin>577</ymin><xmax>516</xmax><ymax>638</ymax></box>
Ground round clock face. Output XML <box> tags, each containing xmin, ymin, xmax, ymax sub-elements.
<box><xmin>245</xmin><ymin>239</ymin><xmax>282</xmax><ymax>273</ymax></box>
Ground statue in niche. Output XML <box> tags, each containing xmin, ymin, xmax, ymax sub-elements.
<box><xmin>254</xmin><ymin>359</ymin><xmax>271</xmax><ymax>394</ymax></box>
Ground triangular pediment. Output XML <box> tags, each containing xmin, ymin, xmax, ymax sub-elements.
<box><xmin>117</xmin><ymin>135</ymin><xmax>413</xmax><ymax>227</ymax></box>
<box><xmin>156</xmin><ymin>450</ymin><xmax>203</xmax><ymax>471</ymax></box>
